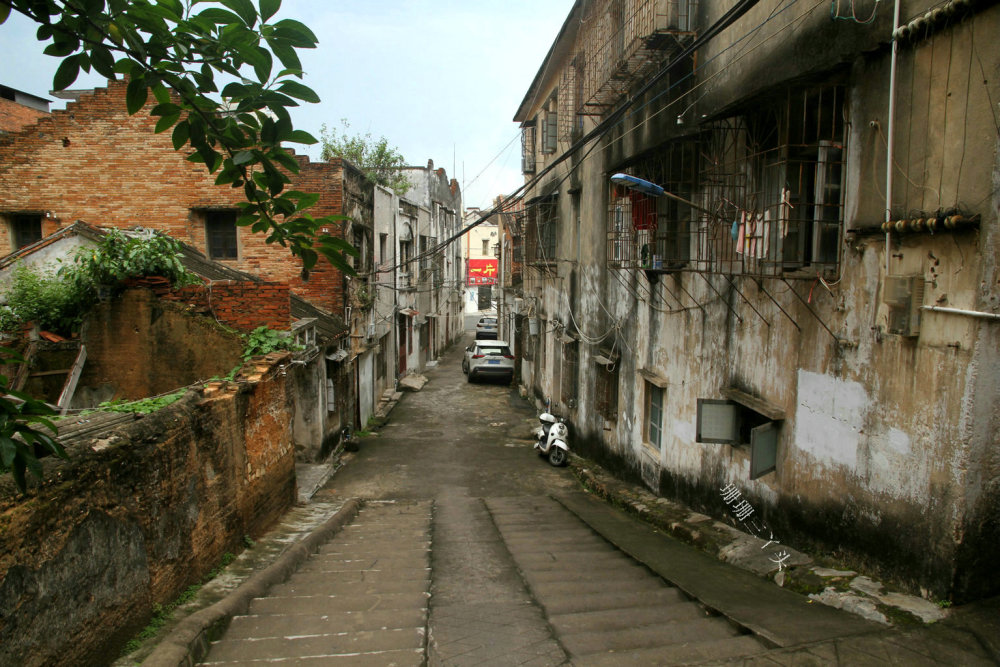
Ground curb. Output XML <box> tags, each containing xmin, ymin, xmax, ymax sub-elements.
<box><xmin>142</xmin><ymin>498</ymin><xmax>362</xmax><ymax>667</ymax></box>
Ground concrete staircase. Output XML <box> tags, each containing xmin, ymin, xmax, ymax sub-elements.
<box><xmin>202</xmin><ymin>501</ymin><xmax>432</xmax><ymax>665</ymax></box>
<box><xmin>486</xmin><ymin>496</ymin><xmax>770</xmax><ymax>665</ymax></box>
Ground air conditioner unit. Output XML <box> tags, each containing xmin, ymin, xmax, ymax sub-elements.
<box><xmin>884</xmin><ymin>275</ymin><xmax>925</xmax><ymax>337</ymax></box>
<box><xmin>366</xmin><ymin>324</ymin><xmax>376</xmax><ymax>339</ymax></box>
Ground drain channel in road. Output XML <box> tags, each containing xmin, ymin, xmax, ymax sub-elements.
<box><xmin>486</xmin><ymin>496</ymin><xmax>770</xmax><ymax>665</ymax></box>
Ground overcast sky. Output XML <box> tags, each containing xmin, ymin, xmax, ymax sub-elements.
<box><xmin>0</xmin><ymin>1</ymin><xmax>573</xmax><ymax>209</ymax></box>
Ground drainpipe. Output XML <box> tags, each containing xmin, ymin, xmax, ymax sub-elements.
<box><xmin>885</xmin><ymin>0</ymin><xmax>902</xmax><ymax>275</ymax></box>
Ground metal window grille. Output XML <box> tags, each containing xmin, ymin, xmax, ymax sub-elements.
<box><xmin>694</xmin><ymin>84</ymin><xmax>847</xmax><ymax>279</ymax></box>
<box><xmin>595</xmin><ymin>362</ymin><xmax>619</xmax><ymax>421</ymax></box>
<box><xmin>607</xmin><ymin>139</ymin><xmax>698</xmax><ymax>270</ymax></box>
<box><xmin>521</xmin><ymin>124</ymin><xmax>536</xmax><ymax>173</ymax></box>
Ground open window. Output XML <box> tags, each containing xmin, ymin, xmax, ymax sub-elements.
<box><xmin>697</xmin><ymin>388</ymin><xmax>784</xmax><ymax>479</ymax></box>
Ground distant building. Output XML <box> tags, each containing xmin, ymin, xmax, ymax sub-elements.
<box><xmin>0</xmin><ymin>85</ymin><xmax>49</xmax><ymax>135</ymax></box>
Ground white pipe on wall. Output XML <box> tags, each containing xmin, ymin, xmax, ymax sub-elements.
<box><xmin>921</xmin><ymin>306</ymin><xmax>1000</xmax><ymax>321</ymax></box>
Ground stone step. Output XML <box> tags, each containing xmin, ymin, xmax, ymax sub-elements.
<box><xmin>268</xmin><ymin>577</ymin><xmax>430</xmax><ymax>598</ymax></box>
<box><xmin>203</xmin><ymin>648</ymin><xmax>424</xmax><ymax>666</ymax></box>
<box><xmin>248</xmin><ymin>592</ymin><xmax>430</xmax><ymax>615</ymax></box>
<box><xmin>570</xmin><ymin>635</ymin><xmax>767</xmax><ymax>665</ymax></box>
<box><xmin>270</xmin><ymin>569</ymin><xmax>430</xmax><ymax>587</ymax></box>
<box><xmin>206</xmin><ymin>627</ymin><xmax>424</xmax><ymax>662</ymax></box>
<box><xmin>521</xmin><ymin>563</ymin><xmax>653</xmax><ymax>584</ymax></box>
<box><xmin>297</xmin><ymin>557</ymin><xmax>430</xmax><ymax>573</ymax></box>
<box><xmin>529</xmin><ymin>577</ymin><xmax>669</xmax><ymax>597</ymax></box>
<box><xmin>560</xmin><ymin>617</ymin><xmax>743</xmax><ymax>655</ymax></box>
<box><xmin>223</xmin><ymin>608</ymin><xmax>427</xmax><ymax>639</ymax></box>
<box><xmin>551</xmin><ymin>602</ymin><xmax>713</xmax><ymax>634</ymax></box>
<box><xmin>540</xmin><ymin>588</ymin><xmax>688</xmax><ymax>615</ymax></box>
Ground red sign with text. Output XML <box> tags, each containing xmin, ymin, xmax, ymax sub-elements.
<box><xmin>467</xmin><ymin>259</ymin><xmax>498</xmax><ymax>285</ymax></box>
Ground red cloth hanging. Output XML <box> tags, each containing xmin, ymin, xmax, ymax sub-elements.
<box><xmin>630</xmin><ymin>191</ymin><xmax>657</xmax><ymax>230</ymax></box>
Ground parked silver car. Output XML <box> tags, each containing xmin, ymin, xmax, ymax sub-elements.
<box><xmin>463</xmin><ymin>340</ymin><xmax>514</xmax><ymax>383</ymax></box>
<box><xmin>475</xmin><ymin>315</ymin><xmax>498</xmax><ymax>339</ymax></box>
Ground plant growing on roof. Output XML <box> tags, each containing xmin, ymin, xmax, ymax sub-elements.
<box><xmin>242</xmin><ymin>325</ymin><xmax>303</xmax><ymax>360</ymax></box>
<box><xmin>64</xmin><ymin>229</ymin><xmax>201</xmax><ymax>290</ymax></box>
<box><xmin>0</xmin><ymin>0</ymin><xmax>358</xmax><ymax>275</ymax></box>
<box><xmin>0</xmin><ymin>262</ymin><xmax>90</xmax><ymax>335</ymax></box>
<box><xmin>319</xmin><ymin>119</ymin><xmax>410</xmax><ymax>196</ymax></box>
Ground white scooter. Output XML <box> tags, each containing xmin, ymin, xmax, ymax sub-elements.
<box><xmin>534</xmin><ymin>411</ymin><xmax>570</xmax><ymax>467</ymax></box>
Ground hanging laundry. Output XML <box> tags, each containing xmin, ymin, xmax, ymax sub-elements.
<box><xmin>630</xmin><ymin>191</ymin><xmax>657</xmax><ymax>231</ymax></box>
<box><xmin>779</xmin><ymin>187</ymin><xmax>794</xmax><ymax>239</ymax></box>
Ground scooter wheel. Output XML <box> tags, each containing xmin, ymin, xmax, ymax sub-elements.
<box><xmin>548</xmin><ymin>447</ymin><xmax>567</xmax><ymax>467</ymax></box>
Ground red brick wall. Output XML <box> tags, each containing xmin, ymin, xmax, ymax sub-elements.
<box><xmin>0</xmin><ymin>354</ymin><xmax>297</xmax><ymax>666</ymax></box>
<box><xmin>0</xmin><ymin>98</ymin><xmax>48</xmax><ymax>134</ymax></box>
<box><xmin>163</xmin><ymin>280</ymin><xmax>292</xmax><ymax>332</ymax></box>
<box><xmin>0</xmin><ymin>81</ymin><xmax>349</xmax><ymax>315</ymax></box>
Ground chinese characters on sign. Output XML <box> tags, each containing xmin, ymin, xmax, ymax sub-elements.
<box><xmin>467</xmin><ymin>259</ymin><xmax>498</xmax><ymax>286</ymax></box>
<box><xmin>719</xmin><ymin>483</ymin><xmax>787</xmax><ymax>571</ymax></box>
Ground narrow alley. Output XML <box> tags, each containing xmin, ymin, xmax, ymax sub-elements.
<box><xmin>132</xmin><ymin>329</ymin><xmax>995</xmax><ymax>666</ymax></box>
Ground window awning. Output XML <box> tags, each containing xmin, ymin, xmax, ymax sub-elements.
<box><xmin>399</xmin><ymin>308</ymin><xmax>418</xmax><ymax>317</ymax></box>
<box><xmin>638</xmin><ymin>368</ymin><xmax>669</xmax><ymax>389</ymax></box>
<box><xmin>721</xmin><ymin>386</ymin><xmax>785</xmax><ymax>421</ymax></box>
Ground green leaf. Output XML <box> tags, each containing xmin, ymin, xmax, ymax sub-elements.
<box><xmin>89</xmin><ymin>46</ymin><xmax>117</xmax><ymax>79</ymax></box>
<box><xmin>259</xmin><ymin>0</ymin><xmax>280</xmax><ymax>22</ymax></box>
<box><xmin>53</xmin><ymin>55</ymin><xmax>81</xmax><ymax>91</ymax></box>
<box><xmin>287</xmin><ymin>129</ymin><xmax>317</xmax><ymax>145</ymax></box>
<box><xmin>126</xmin><ymin>77</ymin><xmax>148</xmax><ymax>115</ymax></box>
<box><xmin>154</xmin><ymin>113</ymin><xmax>180</xmax><ymax>134</ymax></box>
<box><xmin>233</xmin><ymin>150</ymin><xmax>255</xmax><ymax>165</ymax></box>
<box><xmin>196</xmin><ymin>8</ymin><xmax>243</xmax><ymax>25</ymax></box>
<box><xmin>171</xmin><ymin>120</ymin><xmax>190</xmax><ymax>150</ymax></box>
<box><xmin>277</xmin><ymin>80</ymin><xmax>319</xmax><ymax>103</ymax></box>
<box><xmin>0</xmin><ymin>437</ymin><xmax>15</xmax><ymax>468</ymax></box>
<box><xmin>221</xmin><ymin>0</ymin><xmax>259</xmax><ymax>27</ymax></box>
<box><xmin>271</xmin><ymin>19</ymin><xmax>318</xmax><ymax>46</ymax></box>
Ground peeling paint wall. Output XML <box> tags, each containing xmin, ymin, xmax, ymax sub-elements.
<box><xmin>514</xmin><ymin>0</ymin><xmax>1000</xmax><ymax>600</ymax></box>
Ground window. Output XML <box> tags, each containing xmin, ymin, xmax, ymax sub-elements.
<box><xmin>645</xmin><ymin>382</ymin><xmax>664</xmax><ymax>450</ymax></box>
<box><xmin>205</xmin><ymin>210</ymin><xmax>237</xmax><ymax>260</ymax></box>
<box><xmin>696</xmin><ymin>395</ymin><xmax>782</xmax><ymax>480</ymax></box>
<box><xmin>521</xmin><ymin>122</ymin><xmax>536</xmax><ymax>174</ymax></box>
<box><xmin>379</xmin><ymin>233</ymin><xmax>388</xmax><ymax>265</ymax></box>
<box><xmin>540</xmin><ymin>94</ymin><xmax>558</xmax><ymax>154</ymax></box>
<box><xmin>525</xmin><ymin>197</ymin><xmax>558</xmax><ymax>265</ymax></box>
<box><xmin>560</xmin><ymin>339</ymin><xmax>578</xmax><ymax>405</ymax></box>
<box><xmin>482</xmin><ymin>239</ymin><xmax>489</xmax><ymax>256</ymax></box>
<box><xmin>595</xmin><ymin>358</ymin><xmax>619</xmax><ymax>421</ymax></box>
<box><xmin>697</xmin><ymin>83</ymin><xmax>847</xmax><ymax>278</ymax></box>
<box><xmin>11</xmin><ymin>214</ymin><xmax>42</xmax><ymax>249</ymax></box>
<box><xmin>607</xmin><ymin>140</ymin><xmax>697</xmax><ymax>271</ymax></box>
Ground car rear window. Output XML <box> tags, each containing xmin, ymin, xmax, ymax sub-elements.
<box><xmin>480</xmin><ymin>318</ymin><xmax>497</xmax><ymax>325</ymax></box>
<box><xmin>478</xmin><ymin>345</ymin><xmax>510</xmax><ymax>356</ymax></box>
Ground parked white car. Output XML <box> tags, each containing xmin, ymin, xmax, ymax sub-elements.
<box><xmin>463</xmin><ymin>340</ymin><xmax>514</xmax><ymax>383</ymax></box>
<box><xmin>475</xmin><ymin>315</ymin><xmax>498</xmax><ymax>339</ymax></box>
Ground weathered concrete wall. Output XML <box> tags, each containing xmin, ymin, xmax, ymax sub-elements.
<box><xmin>0</xmin><ymin>352</ymin><xmax>296</xmax><ymax>666</ymax></box>
<box><xmin>517</xmin><ymin>0</ymin><xmax>1000</xmax><ymax>601</ymax></box>
<box><xmin>74</xmin><ymin>289</ymin><xmax>244</xmax><ymax>407</ymax></box>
